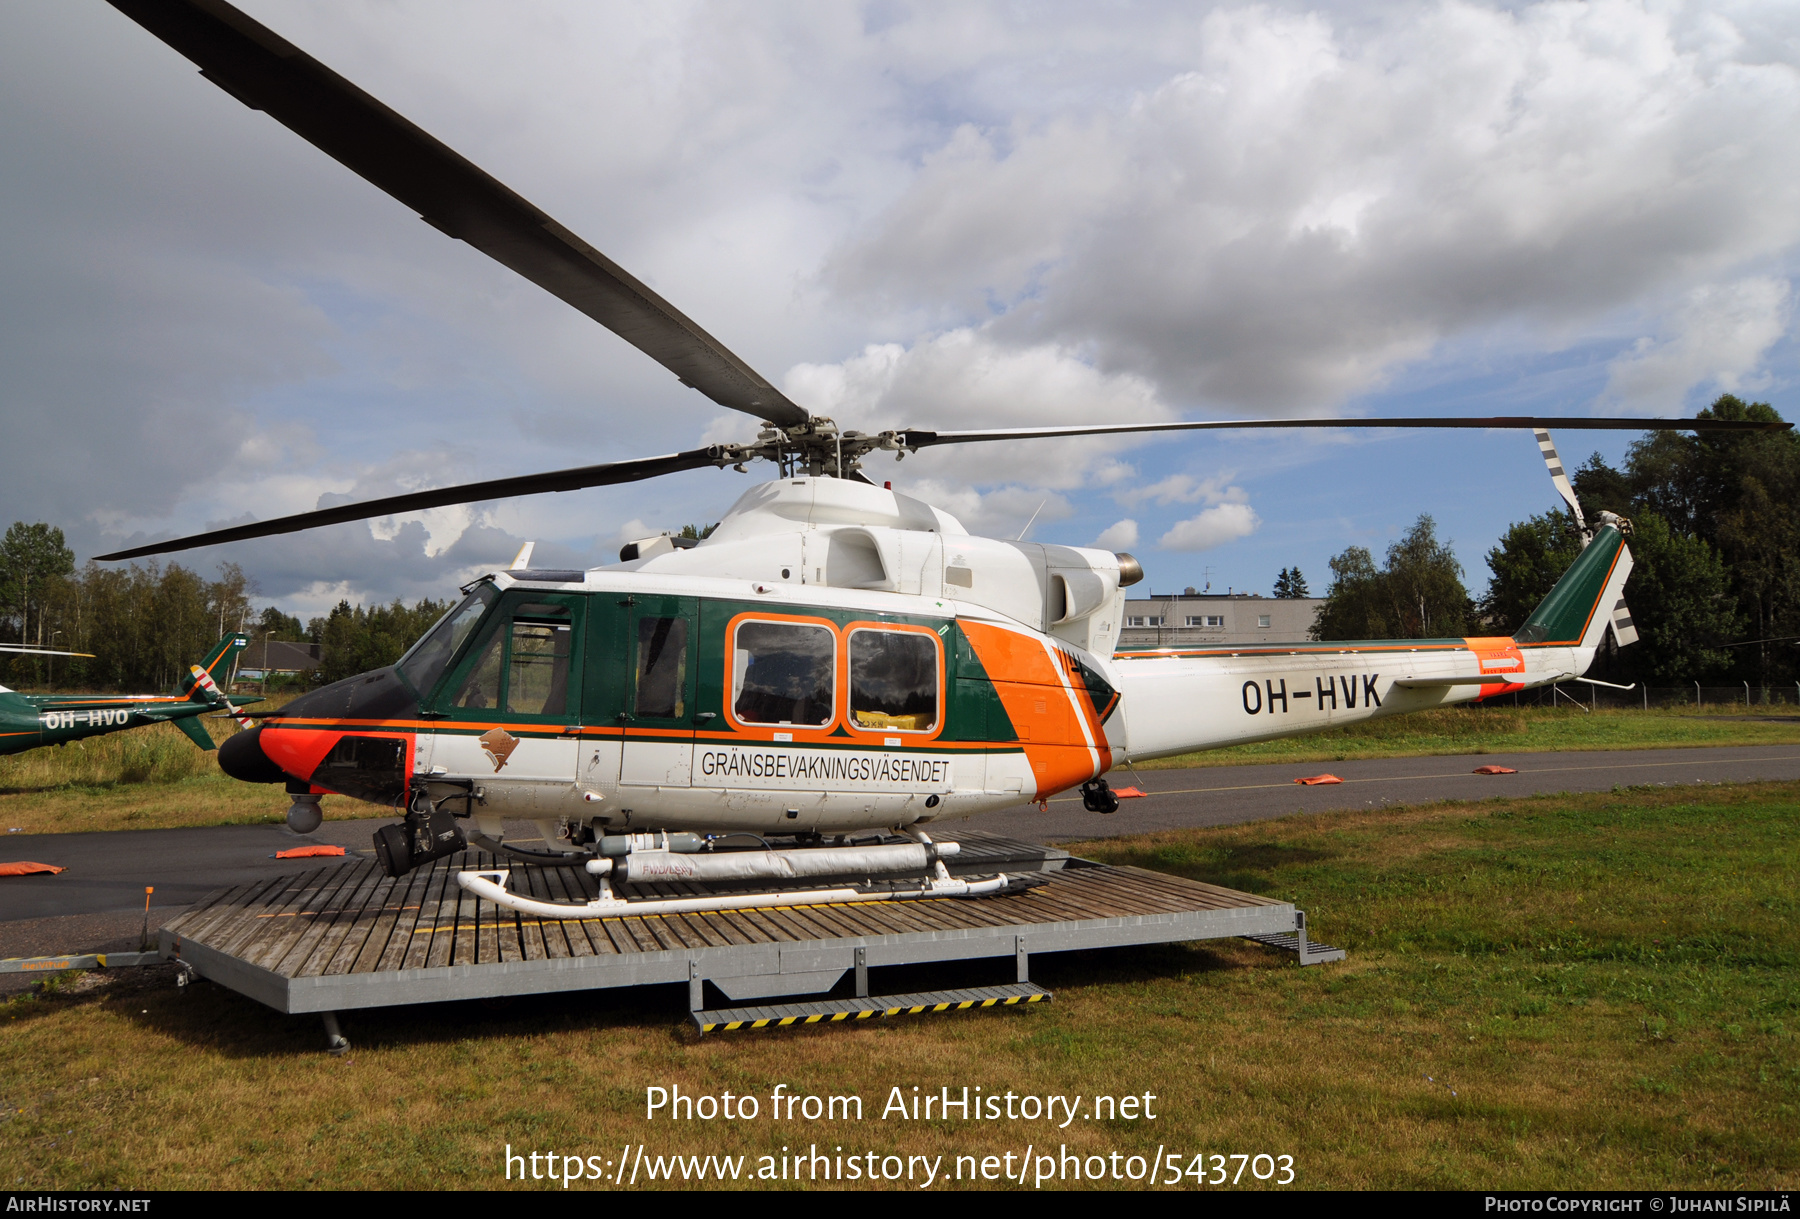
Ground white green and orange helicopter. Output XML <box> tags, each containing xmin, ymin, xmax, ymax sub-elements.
<box><xmin>0</xmin><ymin>634</ymin><xmax>254</xmax><ymax>758</ymax></box>
<box><xmin>94</xmin><ymin>0</ymin><xmax>1786</xmax><ymax>919</ymax></box>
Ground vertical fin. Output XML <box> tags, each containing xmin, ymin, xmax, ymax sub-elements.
<box><xmin>1515</xmin><ymin>524</ymin><xmax>1632</xmax><ymax>647</ymax></box>
<box><xmin>189</xmin><ymin>663</ymin><xmax>255</xmax><ymax>728</ymax></box>
<box><xmin>180</xmin><ymin>633</ymin><xmax>250</xmax><ymax>698</ymax></box>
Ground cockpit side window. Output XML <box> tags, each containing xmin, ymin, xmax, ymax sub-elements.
<box><xmin>397</xmin><ymin>584</ymin><xmax>498</xmax><ymax>698</ymax></box>
<box><xmin>454</xmin><ymin>630</ymin><xmax>505</xmax><ymax>709</ymax></box>
<box><xmin>451</xmin><ymin>602</ymin><xmax>573</xmax><ymax>715</ymax></box>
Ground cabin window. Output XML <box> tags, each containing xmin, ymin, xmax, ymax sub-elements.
<box><xmin>506</xmin><ymin>619</ymin><xmax>571</xmax><ymax>715</ymax></box>
<box><xmin>732</xmin><ymin>620</ymin><xmax>835</xmax><ymax>727</ymax></box>
<box><xmin>633</xmin><ymin>617</ymin><xmax>689</xmax><ymax>718</ymax></box>
<box><xmin>849</xmin><ymin>629</ymin><xmax>939</xmax><ymax>732</ymax></box>
<box><xmin>398</xmin><ymin>583</ymin><xmax>497</xmax><ymax>697</ymax></box>
<box><xmin>452</xmin><ymin>604</ymin><xmax>571</xmax><ymax>715</ymax></box>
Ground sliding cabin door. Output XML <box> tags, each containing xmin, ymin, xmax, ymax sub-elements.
<box><xmin>610</xmin><ymin>595</ymin><xmax>700</xmax><ymax>789</ymax></box>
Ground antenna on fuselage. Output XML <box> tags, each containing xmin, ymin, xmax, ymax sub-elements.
<box><xmin>1016</xmin><ymin>500</ymin><xmax>1046</xmax><ymax>541</ymax></box>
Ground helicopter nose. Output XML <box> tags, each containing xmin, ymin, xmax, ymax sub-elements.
<box><xmin>218</xmin><ymin>724</ymin><xmax>290</xmax><ymax>784</ymax></box>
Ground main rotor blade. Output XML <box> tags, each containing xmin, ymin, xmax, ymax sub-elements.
<box><xmin>106</xmin><ymin>0</ymin><xmax>809</xmax><ymax>430</ymax></box>
<box><xmin>94</xmin><ymin>448</ymin><xmax>728</xmax><ymax>562</ymax></box>
<box><xmin>898</xmin><ymin>415</ymin><xmax>1790</xmax><ymax>449</ymax></box>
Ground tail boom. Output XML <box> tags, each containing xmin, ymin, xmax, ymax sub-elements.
<box><xmin>1108</xmin><ymin>524</ymin><xmax>1632</xmax><ymax>762</ymax></box>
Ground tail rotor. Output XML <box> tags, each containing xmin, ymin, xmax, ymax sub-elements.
<box><xmin>1531</xmin><ymin>428</ymin><xmax>1637</xmax><ymax>647</ymax></box>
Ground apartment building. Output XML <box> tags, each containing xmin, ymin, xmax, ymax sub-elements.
<box><xmin>1117</xmin><ymin>590</ymin><xmax>1325</xmax><ymax>648</ymax></box>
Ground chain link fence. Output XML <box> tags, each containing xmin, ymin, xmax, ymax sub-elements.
<box><xmin>1486</xmin><ymin>682</ymin><xmax>1800</xmax><ymax>712</ymax></box>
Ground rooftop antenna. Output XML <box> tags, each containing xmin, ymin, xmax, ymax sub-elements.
<box><xmin>1203</xmin><ymin>566</ymin><xmax>1214</xmax><ymax>593</ymax></box>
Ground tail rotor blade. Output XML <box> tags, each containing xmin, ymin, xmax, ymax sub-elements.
<box><xmin>1533</xmin><ymin>428</ymin><xmax>1587</xmax><ymax>535</ymax></box>
<box><xmin>1609</xmin><ymin>598</ymin><xmax>1640</xmax><ymax>647</ymax></box>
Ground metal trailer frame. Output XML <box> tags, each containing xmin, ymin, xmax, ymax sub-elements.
<box><xmin>155</xmin><ymin>832</ymin><xmax>1344</xmax><ymax>1050</ymax></box>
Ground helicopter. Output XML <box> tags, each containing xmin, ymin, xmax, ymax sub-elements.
<box><xmin>90</xmin><ymin>0</ymin><xmax>1786</xmax><ymax>919</ymax></box>
<box><xmin>0</xmin><ymin>633</ymin><xmax>254</xmax><ymax>757</ymax></box>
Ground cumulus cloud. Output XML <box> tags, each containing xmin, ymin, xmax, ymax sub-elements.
<box><xmin>1094</xmin><ymin>519</ymin><xmax>1139</xmax><ymax>550</ymax></box>
<box><xmin>771</xmin><ymin>328</ymin><xmax>1172</xmax><ymax>491</ymax></box>
<box><xmin>1113</xmin><ymin>472</ymin><xmax>1246</xmax><ymax>509</ymax></box>
<box><xmin>1603</xmin><ymin>277</ymin><xmax>1794</xmax><ymax>411</ymax></box>
<box><xmin>1158</xmin><ymin>502</ymin><xmax>1260</xmax><ymax>551</ymax></box>
<box><xmin>9</xmin><ymin>1</ymin><xmax>1800</xmax><ymax>610</ymax></box>
<box><xmin>833</xmin><ymin>1</ymin><xmax>1800</xmax><ymax>410</ymax></box>
<box><xmin>878</xmin><ymin>478</ymin><xmax>1073</xmax><ymax>540</ymax></box>
<box><xmin>1118</xmin><ymin>470</ymin><xmax>1257</xmax><ymax>552</ymax></box>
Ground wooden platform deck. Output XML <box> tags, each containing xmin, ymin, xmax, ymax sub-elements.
<box><xmin>160</xmin><ymin>832</ymin><xmax>1300</xmax><ymax>1016</ymax></box>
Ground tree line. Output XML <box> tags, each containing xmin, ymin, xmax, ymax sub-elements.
<box><xmin>0</xmin><ymin>526</ymin><xmax>447</xmax><ymax>693</ymax></box>
<box><xmin>1309</xmin><ymin>395</ymin><xmax>1796</xmax><ymax>686</ymax></box>
<box><xmin>0</xmin><ymin>525</ymin><xmax>255</xmax><ymax>692</ymax></box>
<box><xmin>6</xmin><ymin>396</ymin><xmax>1792</xmax><ymax>690</ymax></box>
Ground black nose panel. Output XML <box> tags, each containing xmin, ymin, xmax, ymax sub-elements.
<box><xmin>219</xmin><ymin>725</ymin><xmax>288</xmax><ymax>784</ymax></box>
<box><xmin>314</xmin><ymin>734</ymin><xmax>408</xmax><ymax>806</ymax></box>
<box><xmin>285</xmin><ymin>666</ymin><xmax>419</xmax><ymax>722</ymax></box>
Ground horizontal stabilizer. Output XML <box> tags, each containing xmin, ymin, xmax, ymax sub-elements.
<box><xmin>171</xmin><ymin>714</ymin><xmax>216</xmax><ymax>751</ymax></box>
<box><xmin>1394</xmin><ymin>673</ymin><xmax>1568</xmax><ymax>688</ymax></box>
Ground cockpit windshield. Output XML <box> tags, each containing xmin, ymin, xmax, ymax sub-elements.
<box><xmin>396</xmin><ymin>583</ymin><xmax>498</xmax><ymax>698</ymax></box>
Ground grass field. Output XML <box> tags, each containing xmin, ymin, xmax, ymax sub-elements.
<box><xmin>4</xmin><ymin>704</ymin><xmax>1798</xmax><ymax>836</ymax></box>
<box><xmin>0</xmin><ymin>713</ymin><xmax>382</xmax><ymax>835</ymax></box>
<box><xmin>2</xmin><ymin>782</ymin><xmax>1794</xmax><ymax>1190</ymax></box>
<box><xmin>1137</xmin><ymin>703</ymin><xmax>1800</xmax><ymax>769</ymax></box>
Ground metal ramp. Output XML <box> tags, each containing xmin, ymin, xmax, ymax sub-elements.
<box><xmin>693</xmin><ymin>982</ymin><xmax>1051</xmax><ymax>1032</ymax></box>
<box><xmin>0</xmin><ymin>950</ymin><xmax>161</xmax><ymax>975</ymax></box>
<box><xmin>156</xmin><ymin>831</ymin><xmax>1341</xmax><ymax>1048</ymax></box>
<box><xmin>1243</xmin><ymin>911</ymin><xmax>1347</xmax><ymax>965</ymax></box>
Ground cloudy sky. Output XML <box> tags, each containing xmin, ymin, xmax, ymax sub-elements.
<box><xmin>3</xmin><ymin>0</ymin><xmax>1797</xmax><ymax>618</ymax></box>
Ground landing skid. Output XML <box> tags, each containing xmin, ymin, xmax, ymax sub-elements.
<box><xmin>455</xmin><ymin>828</ymin><xmax>1021</xmax><ymax>919</ymax></box>
<box><xmin>457</xmin><ymin>867</ymin><xmax>1020</xmax><ymax>920</ymax></box>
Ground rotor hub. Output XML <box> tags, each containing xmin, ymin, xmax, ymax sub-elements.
<box><xmin>710</xmin><ymin>416</ymin><xmax>912</xmax><ymax>480</ymax></box>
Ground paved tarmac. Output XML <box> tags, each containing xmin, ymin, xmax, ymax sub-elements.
<box><xmin>2</xmin><ymin>744</ymin><xmax>1797</xmax><ymax>960</ymax></box>
<box><xmin>977</xmin><ymin>742</ymin><xmax>1800</xmax><ymax>840</ymax></box>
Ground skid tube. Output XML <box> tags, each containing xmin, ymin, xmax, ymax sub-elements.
<box><xmin>456</xmin><ymin>868</ymin><xmax>1010</xmax><ymax>920</ymax></box>
<box><xmin>455</xmin><ymin>827</ymin><xmax>1010</xmax><ymax>919</ymax></box>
